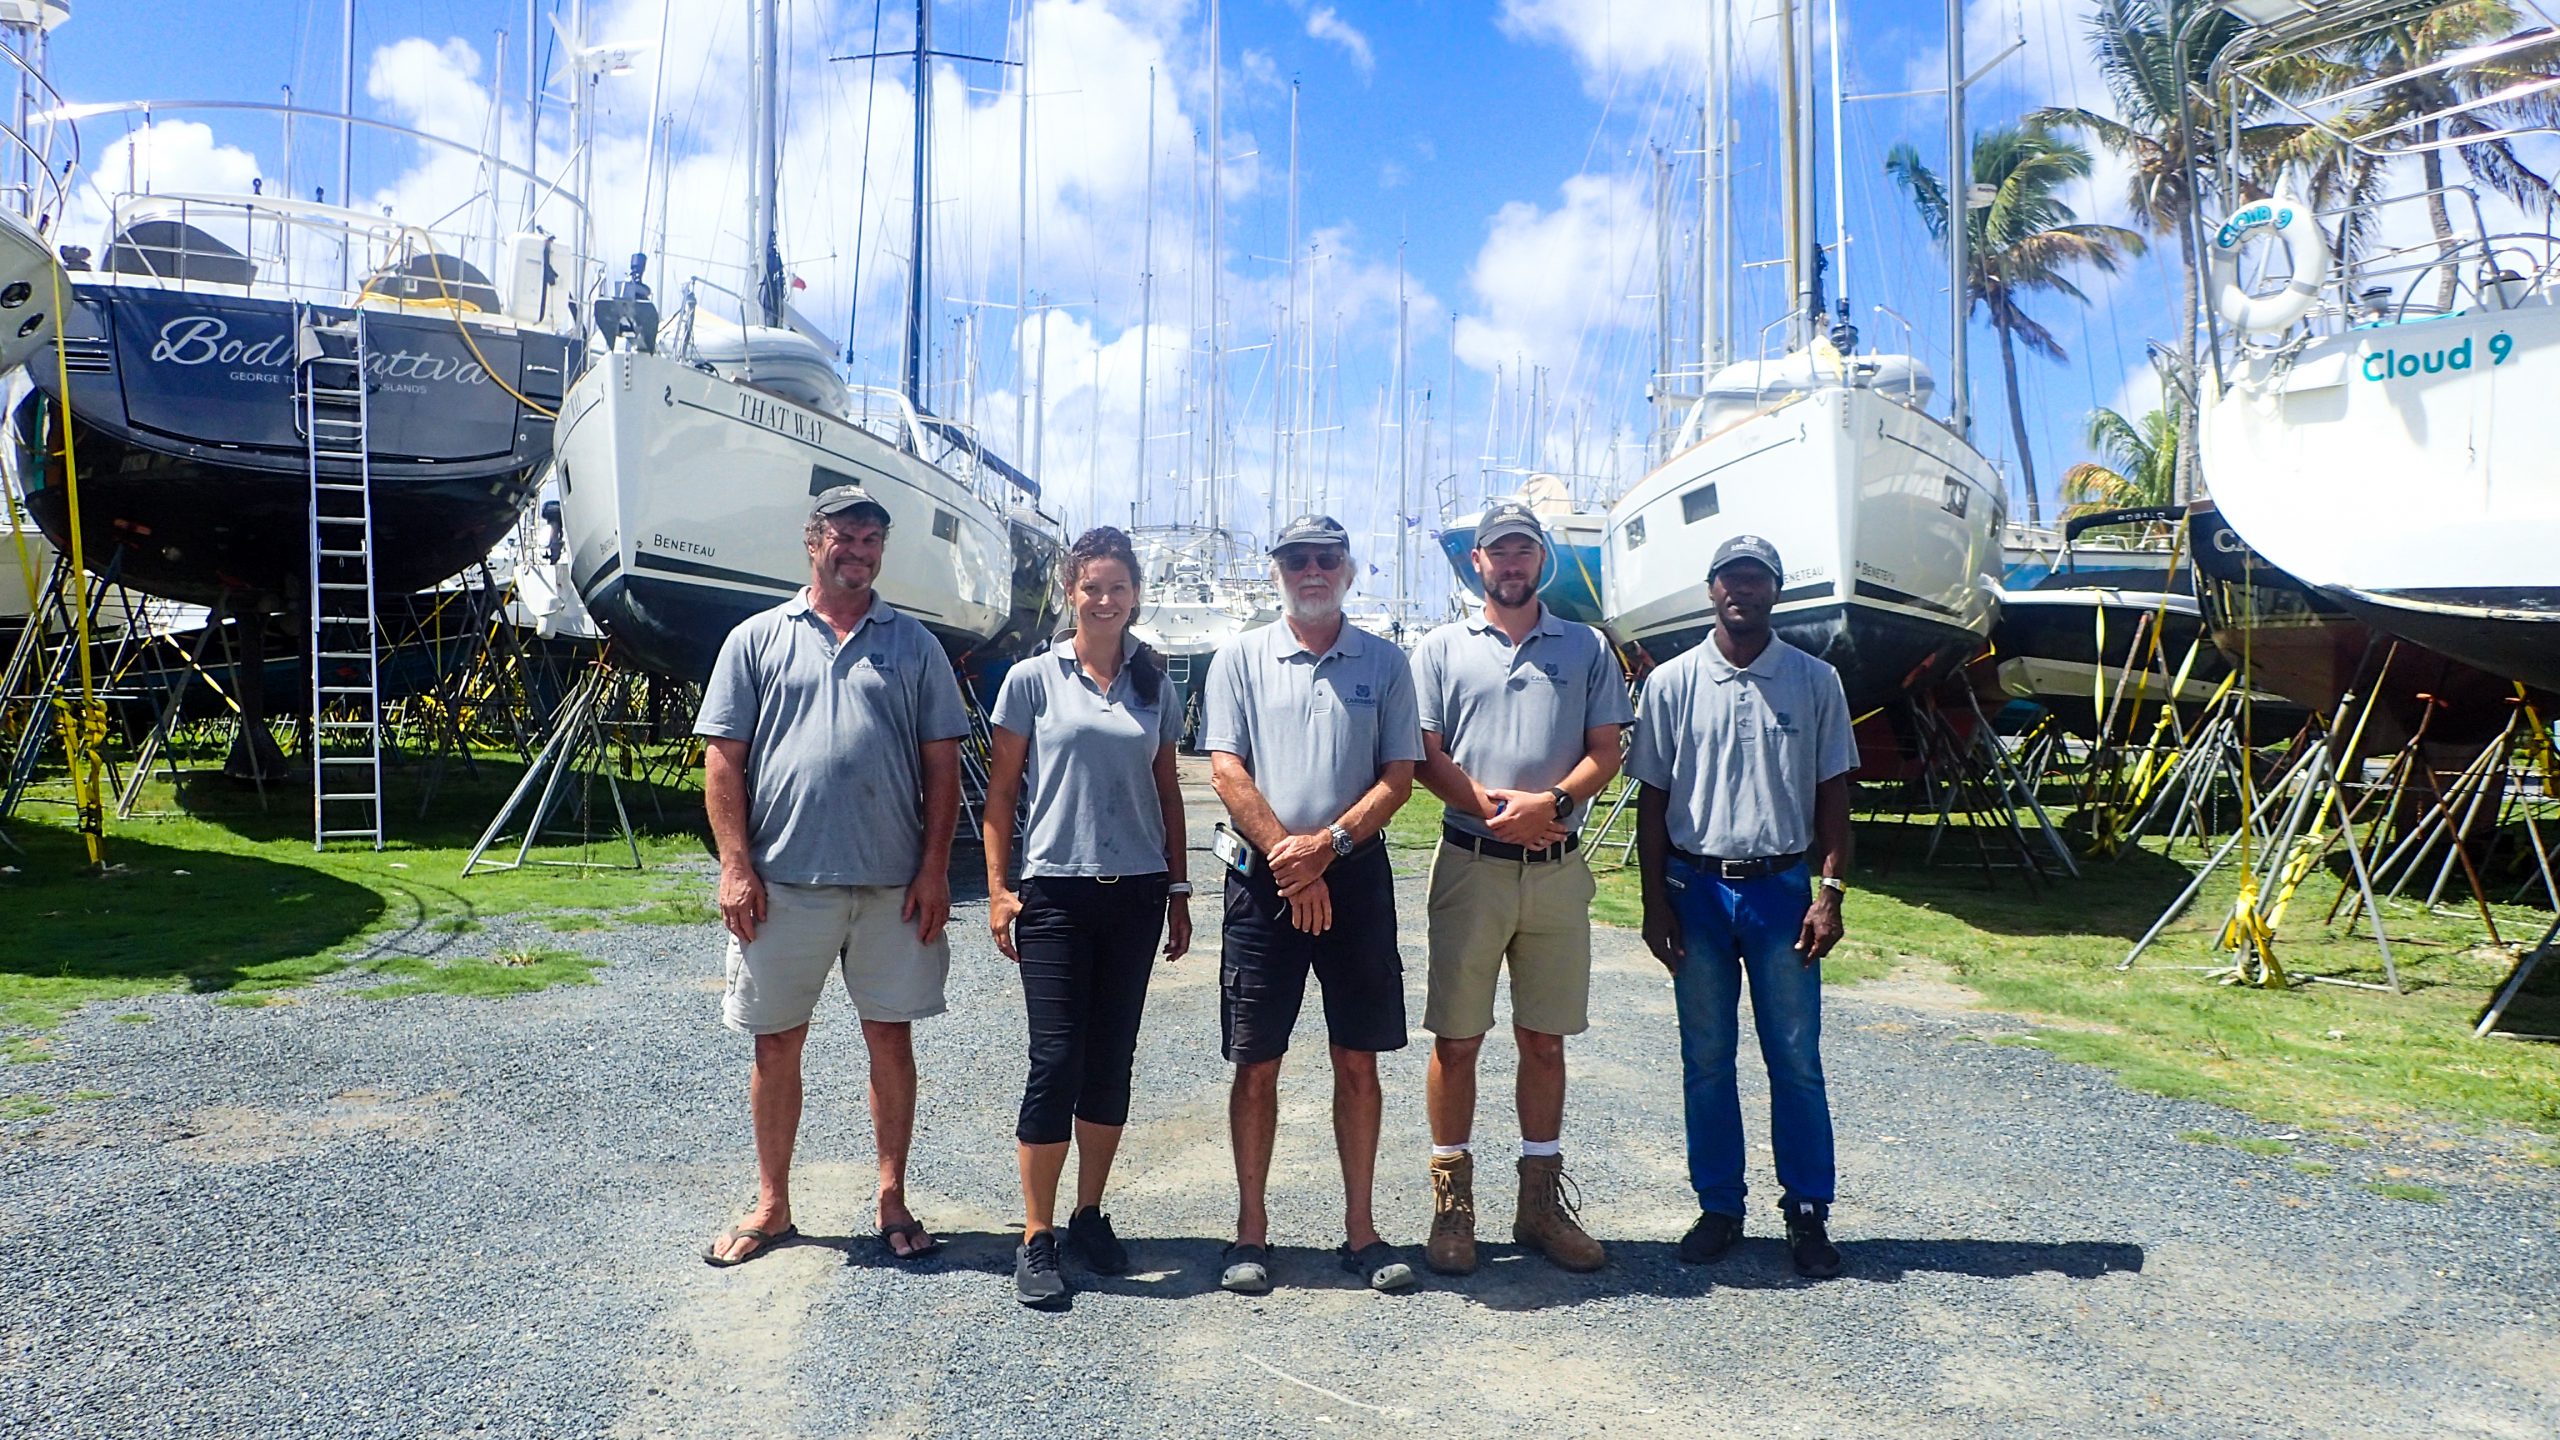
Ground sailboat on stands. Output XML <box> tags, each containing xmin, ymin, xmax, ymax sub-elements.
<box><xmin>557</xmin><ymin>0</ymin><xmax>1054</xmax><ymax>685</ymax></box>
<box><xmin>2196</xmin><ymin>3</ymin><xmax>2560</xmax><ymax>698</ymax></box>
<box><xmin>8</xmin><ymin>8</ymin><xmax>583</xmax><ymax>778</ymax></box>
<box><xmin>1605</xmin><ymin>0</ymin><xmax>2004</xmax><ymax>711</ymax></box>
<box><xmin>1440</xmin><ymin>475</ymin><xmax>1609</xmax><ymax>626</ymax></box>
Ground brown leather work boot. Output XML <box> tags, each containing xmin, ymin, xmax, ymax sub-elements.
<box><xmin>1514</xmin><ymin>1153</ymin><xmax>1607</xmax><ymax>1272</ymax></box>
<box><xmin>1426</xmin><ymin>1151</ymin><xmax>1478</xmax><ymax>1275</ymax></box>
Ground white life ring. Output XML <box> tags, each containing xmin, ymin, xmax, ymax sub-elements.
<box><xmin>2211</xmin><ymin>196</ymin><xmax>2331</xmax><ymax>332</ymax></box>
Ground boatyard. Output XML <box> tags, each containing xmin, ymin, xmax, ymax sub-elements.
<box><xmin>5</xmin><ymin>0</ymin><xmax>2560</xmax><ymax>1435</ymax></box>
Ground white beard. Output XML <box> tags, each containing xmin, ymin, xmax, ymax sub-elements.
<box><xmin>1284</xmin><ymin>590</ymin><xmax>1344</xmax><ymax>625</ymax></box>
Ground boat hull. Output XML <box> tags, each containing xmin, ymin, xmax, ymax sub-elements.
<box><xmin>555</xmin><ymin>348</ymin><xmax>1016</xmax><ymax>683</ymax></box>
<box><xmin>1989</xmin><ymin>583</ymin><xmax>2302</xmax><ymax>738</ymax></box>
<box><xmin>2198</xmin><ymin>296</ymin><xmax>2560</xmax><ymax>693</ymax></box>
<box><xmin>1602</xmin><ymin>383</ymin><xmax>2005</xmax><ymax>712</ymax></box>
<box><xmin>1437</xmin><ymin>510</ymin><xmax>1607</xmax><ymax>624</ymax></box>
<box><xmin>2186</xmin><ymin>499</ymin><xmax>2526</xmax><ymax>753</ymax></box>
<box><xmin>10</xmin><ymin>284</ymin><xmax>570</xmax><ymax>611</ymax></box>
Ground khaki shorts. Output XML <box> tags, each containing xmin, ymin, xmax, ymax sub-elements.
<box><xmin>722</xmin><ymin>882</ymin><xmax>951</xmax><ymax>1034</ymax></box>
<box><xmin>1423</xmin><ymin>841</ymin><xmax>1597</xmax><ymax>1039</ymax></box>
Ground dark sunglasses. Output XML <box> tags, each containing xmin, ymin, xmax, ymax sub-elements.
<box><xmin>1279</xmin><ymin>548</ymin><xmax>1345</xmax><ymax>573</ymax></box>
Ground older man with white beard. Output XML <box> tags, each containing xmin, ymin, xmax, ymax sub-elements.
<box><xmin>1200</xmin><ymin>514</ymin><xmax>1424</xmax><ymax>1296</ymax></box>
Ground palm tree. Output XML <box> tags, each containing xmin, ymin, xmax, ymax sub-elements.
<box><xmin>1887</xmin><ymin>124</ymin><xmax>2146</xmax><ymax>529</ymax></box>
<box><xmin>2062</xmin><ymin>404</ymin><xmax>2180</xmax><ymax>517</ymax></box>
<box><xmin>2031</xmin><ymin>0</ymin><xmax>2270</xmax><ymax>505</ymax></box>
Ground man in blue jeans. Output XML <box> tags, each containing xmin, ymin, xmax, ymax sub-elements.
<box><xmin>1627</xmin><ymin>534</ymin><xmax>1857</xmax><ymax>1278</ymax></box>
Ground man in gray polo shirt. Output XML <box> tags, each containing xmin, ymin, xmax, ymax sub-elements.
<box><xmin>1410</xmin><ymin>499</ymin><xmax>1632</xmax><ymax>1276</ymax></box>
<box><xmin>695</xmin><ymin>485</ymin><xmax>971</xmax><ymax>1268</ymax></box>
<box><xmin>1627</xmin><ymin>533</ymin><xmax>1857</xmax><ymax>1279</ymax></box>
<box><xmin>1202</xmin><ymin>513</ymin><xmax>1424</xmax><ymax>1295</ymax></box>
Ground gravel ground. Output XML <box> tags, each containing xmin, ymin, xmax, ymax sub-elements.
<box><xmin>5</xmin><ymin>760</ymin><xmax>2557</xmax><ymax>1438</ymax></box>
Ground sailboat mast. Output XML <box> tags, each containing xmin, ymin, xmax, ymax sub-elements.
<box><xmin>1015</xmin><ymin>0</ymin><xmax>1030</xmax><ymax>459</ymax></box>
<box><xmin>1282</xmin><ymin>81</ymin><xmax>1299</xmax><ymax>523</ymax></box>
<box><xmin>903</xmin><ymin>0</ymin><xmax>931</xmax><ymax>407</ymax></box>
<box><xmin>1778</xmin><ymin>0</ymin><xmax>1812</xmax><ymax>347</ymax></box>
<box><xmin>1395</xmin><ymin>244</ymin><xmax>1409</xmax><ymax>629</ymax></box>
<box><xmin>1828</xmin><ymin>0</ymin><xmax>1848</xmax><ymax>325</ymax></box>
<box><xmin>1136</xmin><ymin>67</ymin><xmax>1156</xmax><ymax>522</ymax></box>
<box><xmin>749</xmin><ymin>0</ymin><xmax>782</xmax><ymax>325</ymax></box>
<box><xmin>1945</xmin><ymin>0</ymin><xmax>1970</xmax><ymax>435</ymax></box>
<box><xmin>1205</xmin><ymin>0</ymin><xmax>1223</xmax><ymax>534</ymax></box>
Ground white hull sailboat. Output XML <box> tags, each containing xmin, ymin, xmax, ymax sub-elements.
<box><xmin>1602</xmin><ymin>0</ymin><xmax>2005</xmax><ymax>711</ymax></box>
<box><xmin>557</xmin><ymin>337</ymin><xmax>1014</xmax><ymax>681</ymax></box>
<box><xmin>1608</xmin><ymin>358</ymin><xmax>2003</xmax><ymax>710</ymax></box>
<box><xmin>556</xmin><ymin>0</ymin><xmax>1039</xmax><ymax>683</ymax></box>
<box><xmin>2195</xmin><ymin>5</ymin><xmax>2560</xmax><ymax>696</ymax></box>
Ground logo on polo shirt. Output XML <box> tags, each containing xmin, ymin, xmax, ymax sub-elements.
<box><xmin>1541</xmin><ymin>662</ymin><xmax>1560</xmax><ymax>679</ymax></box>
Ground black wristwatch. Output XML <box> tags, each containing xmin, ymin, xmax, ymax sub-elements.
<box><xmin>1548</xmin><ymin>787</ymin><xmax>1575</xmax><ymax>822</ymax></box>
<box><xmin>1329</xmin><ymin>823</ymin><xmax>1355</xmax><ymax>857</ymax></box>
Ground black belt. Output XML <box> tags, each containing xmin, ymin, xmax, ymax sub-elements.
<box><xmin>1443</xmin><ymin>823</ymin><xmax>1580</xmax><ymax>864</ymax></box>
<box><xmin>1673</xmin><ymin>848</ymin><xmax>1804</xmax><ymax>881</ymax></box>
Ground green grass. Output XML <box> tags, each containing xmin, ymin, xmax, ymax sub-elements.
<box><xmin>0</xmin><ymin>756</ymin><xmax>715</xmax><ymax>1046</ymax></box>
<box><xmin>2364</xmin><ymin>1182</ymin><xmax>2446</xmax><ymax>1204</ymax></box>
<box><xmin>0</xmin><ymin>1095</ymin><xmax>54</xmax><ymax>1120</ymax></box>
<box><xmin>2293</xmin><ymin>1161</ymin><xmax>2337</xmax><ymax>1177</ymax></box>
<box><xmin>356</xmin><ymin>947</ymin><xmax>606</xmax><ymax>1000</ymax></box>
<box><xmin>1390</xmin><ymin>787</ymin><xmax>2560</xmax><ymax>1141</ymax></box>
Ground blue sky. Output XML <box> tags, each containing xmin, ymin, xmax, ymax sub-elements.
<box><xmin>40</xmin><ymin>0</ymin><xmax>2193</xmax><ymax>601</ymax></box>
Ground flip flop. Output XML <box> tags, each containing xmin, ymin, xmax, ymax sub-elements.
<box><xmin>1338</xmin><ymin>1240</ymin><xmax>1416</xmax><ymax>1293</ymax></box>
<box><xmin>879</xmin><ymin>1218</ymin><xmax>943</xmax><ymax>1261</ymax></box>
<box><xmin>701</xmin><ymin>1223</ymin><xmax>798</xmax><ymax>1268</ymax></box>
<box><xmin>1219</xmin><ymin>1241</ymin><xmax>1272</xmax><ymax>1294</ymax></box>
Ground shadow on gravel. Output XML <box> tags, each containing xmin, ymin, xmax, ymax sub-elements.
<box><xmin>1449</xmin><ymin>1237</ymin><xmax>2146</xmax><ymax>1313</ymax></box>
<box><xmin>1443</xmin><ymin>1235</ymin><xmax>2140</xmax><ymax>1311</ymax></box>
<box><xmin>752</xmin><ymin>1232</ymin><xmax>2144</xmax><ymax>1309</ymax></box>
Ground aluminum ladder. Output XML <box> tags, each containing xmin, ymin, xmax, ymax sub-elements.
<box><xmin>298</xmin><ymin>306</ymin><xmax>384</xmax><ymax>849</ymax></box>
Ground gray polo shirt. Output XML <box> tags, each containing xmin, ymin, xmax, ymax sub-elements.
<box><xmin>1201</xmin><ymin>618</ymin><xmax>1424</xmax><ymax>834</ymax></box>
<box><xmin>988</xmin><ymin>633</ymin><xmax>1180</xmax><ymax>878</ymax></box>
<box><xmin>1624</xmin><ymin>635</ymin><xmax>1858</xmax><ymax>859</ymax></box>
<box><xmin>695</xmin><ymin>591</ymin><xmax>972</xmax><ymax>887</ymax></box>
<box><xmin>1412</xmin><ymin>605</ymin><xmax>1635</xmax><ymax>840</ymax></box>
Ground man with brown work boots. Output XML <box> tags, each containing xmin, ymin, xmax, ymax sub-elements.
<box><xmin>1409</xmin><ymin>500</ymin><xmax>1633</xmax><ymax>1274</ymax></box>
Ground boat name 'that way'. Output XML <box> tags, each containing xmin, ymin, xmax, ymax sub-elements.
<box><xmin>735</xmin><ymin>391</ymin><xmax>829</xmax><ymax>447</ymax></box>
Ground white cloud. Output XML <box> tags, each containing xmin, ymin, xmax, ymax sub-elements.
<box><xmin>1304</xmin><ymin>7</ymin><xmax>1375</xmax><ymax>77</ymax></box>
<box><xmin>1455</xmin><ymin>172</ymin><xmax>1650</xmax><ymax>380</ymax></box>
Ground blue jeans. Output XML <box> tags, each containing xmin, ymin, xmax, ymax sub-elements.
<box><xmin>1664</xmin><ymin>857</ymin><xmax>1835</xmax><ymax>1219</ymax></box>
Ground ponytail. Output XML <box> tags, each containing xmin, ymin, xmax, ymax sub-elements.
<box><xmin>1059</xmin><ymin>525</ymin><xmax>1166</xmax><ymax>708</ymax></box>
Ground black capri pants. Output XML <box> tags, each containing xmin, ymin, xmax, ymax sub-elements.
<box><xmin>1014</xmin><ymin>874</ymin><xmax>1169</xmax><ymax>1145</ymax></box>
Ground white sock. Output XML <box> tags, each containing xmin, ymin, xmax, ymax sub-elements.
<box><xmin>1521</xmin><ymin>1138</ymin><xmax>1562</xmax><ymax>1159</ymax></box>
<box><xmin>1431</xmin><ymin>1143</ymin><xmax>1471</xmax><ymax>1159</ymax></box>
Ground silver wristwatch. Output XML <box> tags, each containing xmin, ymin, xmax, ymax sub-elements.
<box><xmin>1818</xmin><ymin>876</ymin><xmax>1847</xmax><ymax>894</ymax></box>
<box><xmin>1329</xmin><ymin>824</ymin><xmax>1355</xmax><ymax>857</ymax></box>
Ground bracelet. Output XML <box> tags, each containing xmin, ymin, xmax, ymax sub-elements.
<box><xmin>1166</xmin><ymin>881</ymin><xmax>1194</xmax><ymax>899</ymax></box>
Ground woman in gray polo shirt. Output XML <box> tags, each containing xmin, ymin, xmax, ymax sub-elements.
<box><xmin>983</xmin><ymin>527</ymin><xmax>1194</xmax><ymax>1308</ymax></box>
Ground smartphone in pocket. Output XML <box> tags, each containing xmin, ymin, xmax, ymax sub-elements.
<box><xmin>1211</xmin><ymin>822</ymin><xmax>1255</xmax><ymax>878</ymax></box>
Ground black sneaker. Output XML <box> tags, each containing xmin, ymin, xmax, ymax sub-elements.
<box><xmin>1784</xmin><ymin>1200</ymin><xmax>1842</xmax><ymax>1279</ymax></box>
<box><xmin>1014</xmin><ymin>1230</ymin><xmax>1068</xmax><ymax>1307</ymax></box>
<box><xmin>1678</xmin><ymin>1211</ymin><xmax>1741</xmax><ymax>1265</ymax></box>
<box><xmin>1068</xmin><ymin>1205</ymin><xmax>1130</xmax><ymax>1276</ymax></box>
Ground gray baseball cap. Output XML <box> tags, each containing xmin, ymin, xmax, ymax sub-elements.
<box><xmin>1473</xmin><ymin>499</ymin><xmax>1548</xmax><ymax>550</ymax></box>
<box><xmin>1709</xmin><ymin>533</ymin><xmax>1782</xmax><ymax>580</ymax></box>
<box><xmin>1269</xmin><ymin>513</ymin><xmax>1351</xmax><ymax>554</ymax></box>
<box><xmin>810</xmin><ymin>484</ymin><xmax>892</xmax><ymax>527</ymax></box>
